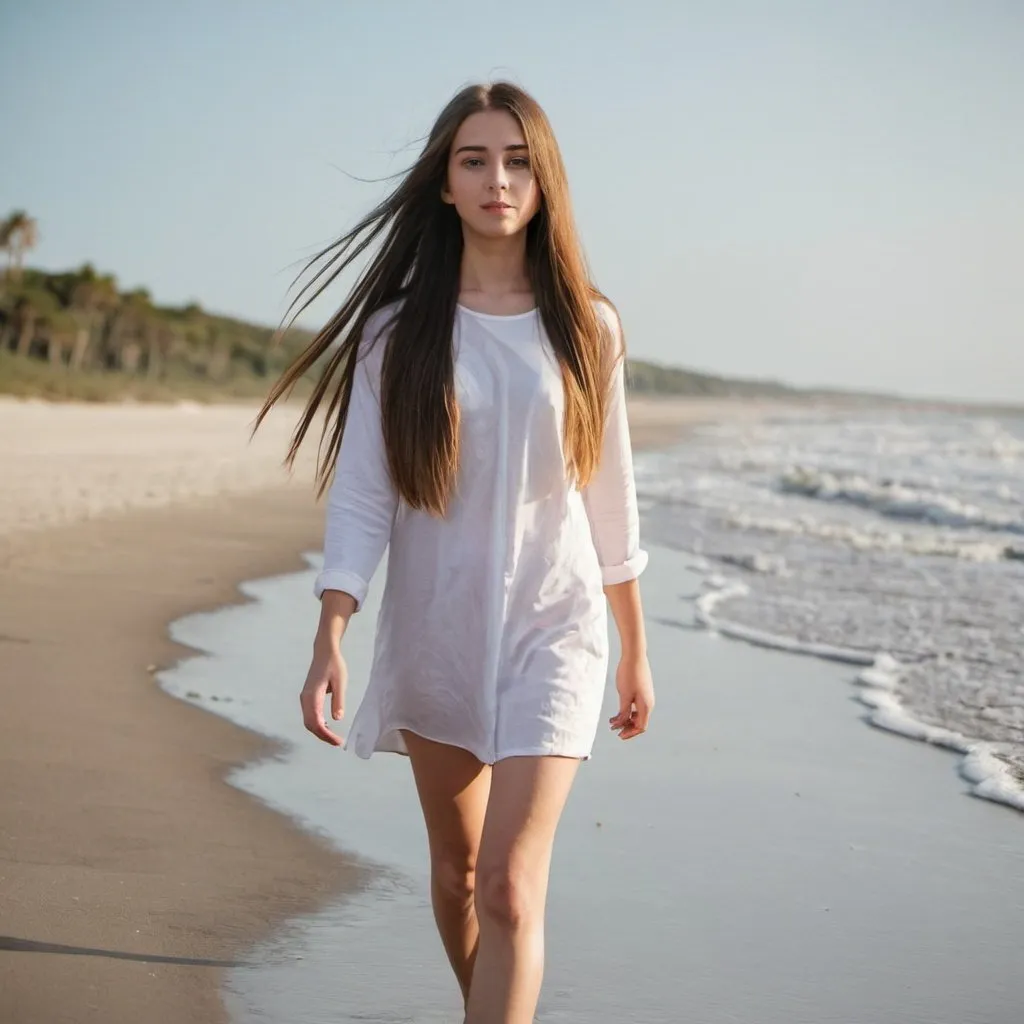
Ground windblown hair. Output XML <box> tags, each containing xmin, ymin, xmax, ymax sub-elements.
<box><xmin>255</xmin><ymin>81</ymin><xmax>620</xmax><ymax>516</ymax></box>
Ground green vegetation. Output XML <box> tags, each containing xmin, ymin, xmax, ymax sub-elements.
<box><xmin>1</xmin><ymin>208</ymin><xmax>792</xmax><ymax>403</ymax></box>
<box><xmin>0</xmin><ymin>210</ymin><xmax>315</xmax><ymax>402</ymax></box>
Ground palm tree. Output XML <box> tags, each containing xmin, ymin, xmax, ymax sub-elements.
<box><xmin>68</xmin><ymin>264</ymin><xmax>120</xmax><ymax>370</ymax></box>
<box><xmin>40</xmin><ymin>310</ymin><xmax>78</xmax><ymax>367</ymax></box>
<box><xmin>146</xmin><ymin>321</ymin><xmax>178</xmax><ymax>380</ymax></box>
<box><xmin>12</xmin><ymin>290</ymin><xmax>57</xmax><ymax>357</ymax></box>
<box><xmin>1</xmin><ymin>211</ymin><xmax>39</xmax><ymax>284</ymax></box>
<box><xmin>106</xmin><ymin>288</ymin><xmax>153</xmax><ymax>373</ymax></box>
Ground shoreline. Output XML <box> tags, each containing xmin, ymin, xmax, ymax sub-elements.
<box><xmin>695</xmin><ymin>579</ymin><xmax>1024</xmax><ymax>814</ymax></box>
<box><xmin>0</xmin><ymin>395</ymin><xmax>727</xmax><ymax>1023</ymax></box>
<box><xmin>0</xmin><ymin>487</ymin><xmax>366</xmax><ymax>1023</ymax></box>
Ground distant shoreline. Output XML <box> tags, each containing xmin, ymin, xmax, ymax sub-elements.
<box><xmin>2</xmin><ymin>349</ymin><xmax>1018</xmax><ymax>416</ymax></box>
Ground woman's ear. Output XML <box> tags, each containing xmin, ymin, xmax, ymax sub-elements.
<box><xmin>440</xmin><ymin>180</ymin><xmax>454</xmax><ymax>204</ymax></box>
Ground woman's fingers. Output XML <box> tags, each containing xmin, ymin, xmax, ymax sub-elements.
<box><xmin>300</xmin><ymin>664</ymin><xmax>344</xmax><ymax>746</ymax></box>
<box><xmin>633</xmin><ymin>695</ymin><xmax>652</xmax><ymax>733</ymax></box>
<box><xmin>609</xmin><ymin>690</ymin><xmax>633</xmax><ymax>729</ymax></box>
<box><xmin>300</xmin><ymin>685</ymin><xmax>343</xmax><ymax>745</ymax></box>
<box><xmin>610</xmin><ymin>656</ymin><xmax>655</xmax><ymax>741</ymax></box>
<box><xmin>610</xmin><ymin>694</ymin><xmax>652</xmax><ymax>740</ymax></box>
<box><xmin>618</xmin><ymin>710</ymin><xmax>641</xmax><ymax>739</ymax></box>
<box><xmin>609</xmin><ymin>700</ymin><xmax>631</xmax><ymax>732</ymax></box>
<box><xmin>330</xmin><ymin>673</ymin><xmax>345</xmax><ymax>721</ymax></box>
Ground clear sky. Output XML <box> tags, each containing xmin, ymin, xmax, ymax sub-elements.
<box><xmin>2</xmin><ymin>1</ymin><xmax>1022</xmax><ymax>402</ymax></box>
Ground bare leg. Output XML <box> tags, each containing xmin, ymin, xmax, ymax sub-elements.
<box><xmin>465</xmin><ymin>755</ymin><xmax>580</xmax><ymax>1024</ymax></box>
<box><xmin>402</xmin><ymin>731</ymin><xmax>492</xmax><ymax>1005</ymax></box>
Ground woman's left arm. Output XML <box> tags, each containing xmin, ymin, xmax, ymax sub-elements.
<box><xmin>581</xmin><ymin>304</ymin><xmax>655</xmax><ymax>740</ymax></box>
<box><xmin>603</xmin><ymin>578</ymin><xmax>654</xmax><ymax>739</ymax></box>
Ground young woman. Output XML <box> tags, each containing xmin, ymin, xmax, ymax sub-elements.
<box><xmin>257</xmin><ymin>81</ymin><xmax>654</xmax><ymax>1023</ymax></box>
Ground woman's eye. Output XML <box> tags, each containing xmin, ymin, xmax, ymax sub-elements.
<box><xmin>509</xmin><ymin>157</ymin><xmax>530</xmax><ymax>168</ymax></box>
<box><xmin>463</xmin><ymin>158</ymin><xmax>484</xmax><ymax>168</ymax></box>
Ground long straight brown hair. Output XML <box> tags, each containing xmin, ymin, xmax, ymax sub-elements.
<box><xmin>255</xmin><ymin>81</ymin><xmax>620</xmax><ymax>516</ymax></box>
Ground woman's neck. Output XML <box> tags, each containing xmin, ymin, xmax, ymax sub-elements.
<box><xmin>458</xmin><ymin>231</ymin><xmax>532</xmax><ymax>306</ymax></box>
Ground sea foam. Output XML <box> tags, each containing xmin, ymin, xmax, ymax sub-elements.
<box><xmin>639</xmin><ymin>408</ymin><xmax>1024</xmax><ymax>814</ymax></box>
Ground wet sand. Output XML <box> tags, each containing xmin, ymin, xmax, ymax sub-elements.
<box><xmin>0</xmin><ymin>394</ymin><xmax>725</xmax><ymax>1023</ymax></box>
<box><xmin>0</xmin><ymin>488</ymin><xmax>365</xmax><ymax>1023</ymax></box>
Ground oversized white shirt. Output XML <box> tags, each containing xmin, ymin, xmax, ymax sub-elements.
<box><xmin>314</xmin><ymin>301</ymin><xmax>648</xmax><ymax>763</ymax></box>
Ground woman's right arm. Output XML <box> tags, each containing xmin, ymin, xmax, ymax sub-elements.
<box><xmin>302</xmin><ymin>324</ymin><xmax>398</xmax><ymax>745</ymax></box>
<box><xmin>314</xmin><ymin>326</ymin><xmax>399</xmax><ymax>613</ymax></box>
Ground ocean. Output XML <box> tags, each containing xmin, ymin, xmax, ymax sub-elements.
<box><xmin>158</xmin><ymin>405</ymin><xmax>1024</xmax><ymax>1023</ymax></box>
<box><xmin>637</xmin><ymin>405</ymin><xmax>1024</xmax><ymax>811</ymax></box>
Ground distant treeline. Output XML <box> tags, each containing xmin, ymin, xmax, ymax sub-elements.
<box><xmin>0</xmin><ymin>263</ymin><xmax>315</xmax><ymax>402</ymax></box>
<box><xmin>0</xmin><ymin>211</ymin><xmax>794</xmax><ymax>402</ymax></box>
<box><xmin>625</xmin><ymin>359</ymin><xmax>795</xmax><ymax>398</ymax></box>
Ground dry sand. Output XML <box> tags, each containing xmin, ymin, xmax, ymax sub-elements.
<box><xmin>0</xmin><ymin>395</ymin><xmax>752</xmax><ymax>536</ymax></box>
<box><xmin>0</xmin><ymin>397</ymin><xmax>318</xmax><ymax>536</ymax></box>
<box><xmin>0</xmin><ymin>394</ymin><xmax>735</xmax><ymax>1023</ymax></box>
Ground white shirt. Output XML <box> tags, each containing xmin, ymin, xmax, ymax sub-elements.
<box><xmin>314</xmin><ymin>300</ymin><xmax>648</xmax><ymax>763</ymax></box>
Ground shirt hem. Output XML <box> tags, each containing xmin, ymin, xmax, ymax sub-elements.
<box><xmin>346</xmin><ymin>723</ymin><xmax>593</xmax><ymax>765</ymax></box>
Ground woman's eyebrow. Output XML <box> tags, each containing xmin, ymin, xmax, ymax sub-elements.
<box><xmin>453</xmin><ymin>143</ymin><xmax>529</xmax><ymax>155</ymax></box>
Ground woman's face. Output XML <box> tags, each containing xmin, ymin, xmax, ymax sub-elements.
<box><xmin>442</xmin><ymin>109</ymin><xmax>541</xmax><ymax>239</ymax></box>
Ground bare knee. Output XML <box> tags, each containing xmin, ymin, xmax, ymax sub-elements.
<box><xmin>433</xmin><ymin>850</ymin><xmax>476</xmax><ymax>908</ymax></box>
<box><xmin>476</xmin><ymin>862</ymin><xmax>538</xmax><ymax>930</ymax></box>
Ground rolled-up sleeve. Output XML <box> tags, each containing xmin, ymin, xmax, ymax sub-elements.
<box><xmin>313</xmin><ymin>321</ymin><xmax>398</xmax><ymax>609</ymax></box>
<box><xmin>581</xmin><ymin>304</ymin><xmax>649</xmax><ymax>586</ymax></box>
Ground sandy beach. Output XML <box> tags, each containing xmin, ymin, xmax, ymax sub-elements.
<box><xmin>0</xmin><ymin>394</ymin><xmax>724</xmax><ymax>1023</ymax></box>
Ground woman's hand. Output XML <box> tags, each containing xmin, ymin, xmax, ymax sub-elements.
<box><xmin>609</xmin><ymin>654</ymin><xmax>655</xmax><ymax>740</ymax></box>
<box><xmin>299</xmin><ymin>640</ymin><xmax>349</xmax><ymax>746</ymax></box>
